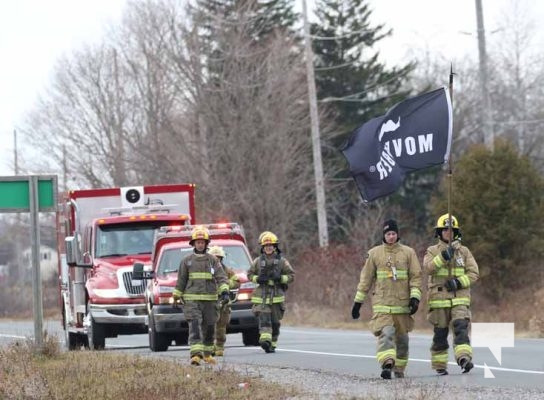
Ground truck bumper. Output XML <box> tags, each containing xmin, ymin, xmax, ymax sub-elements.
<box><xmin>151</xmin><ymin>301</ymin><xmax>258</xmax><ymax>333</ymax></box>
<box><xmin>89</xmin><ymin>303</ymin><xmax>147</xmax><ymax>324</ymax></box>
<box><xmin>227</xmin><ymin>302</ymin><xmax>258</xmax><ymax>333</ymax></box>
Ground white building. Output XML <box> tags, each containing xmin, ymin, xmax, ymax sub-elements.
<box><xmin>21</xmin><ymin>245</ymin><xmax>58</xmax><ymax>282</ymax></box>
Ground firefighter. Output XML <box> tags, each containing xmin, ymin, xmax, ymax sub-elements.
<box><xmin>208</xmin><ymin>245</ymin><xmax>240</xmax><ymax>357</ymax></box>
<box><xmin>247</xmin><ymin>232</ymin><xmax>295</xmax><ymax>353</ymax></box>
<box><xmin>351</xmin><ymin>219</ymin><xmax>422</xmax><ymax>379</ymax></box>
<box><xmin>423</xmin><ymin>213</ymin><xmax>479</xmax><ymax>375</ymax></box>
<box><xmin>172</xmin><ymin>226</ymin><xmax>230</xmax><ymax>366</ymax></box>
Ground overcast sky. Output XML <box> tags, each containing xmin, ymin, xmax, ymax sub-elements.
<box><xmin>1</xmin><ymin>0</ymin><xmax>542</xmax><ymax>176</ymax></box>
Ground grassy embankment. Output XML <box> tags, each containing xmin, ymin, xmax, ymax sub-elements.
<box><xmin>0</xmin><ymin>333</ymin><xmax>300</xmax><ymax>400</ymax></box>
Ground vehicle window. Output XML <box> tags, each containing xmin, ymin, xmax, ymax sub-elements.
<box><xmin>221</xmin><ymin>245</ymin><xmax>251</xmax><ymax>271</ymax></box>
<box><xmin>96</xmin><ymin>222</ymin><xmax>167</xmax><ymax>258</ymax></box>
<box><xmin>156</xmin><ymin>244</ymin><xmax>251</xmax><ymax>275</ymax></box>
<box><xmin>158</xmin><ymin>248</ymin><xmax>193</xmax><ymax>275</ymax></box>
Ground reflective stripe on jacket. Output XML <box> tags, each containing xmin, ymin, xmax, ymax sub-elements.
<box><xmin>174</xmin><ymin>252</ymin><xmax>229</xmax><ymax>301</ymax></box>
<box><xmin>354</xmin><ymin>241</ymin><xmax>422</xmax><ymax>313</ymax></box>
<box><xmin>423</xmin><ymin>240</ymin><xmax>479</xmax><ymax>309</ymax></box>
<box><xmin>247</xmin><ymin>253</ymin><xmax>295</xmax><ymax>305</ymax></box>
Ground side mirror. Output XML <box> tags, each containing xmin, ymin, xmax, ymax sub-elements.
<box><xmin>65</xmin><ymin>236</ymin><xmax>78</xmax><ymax>267</ymax></box>
<box><xmin>133</xmin><ymin>262</ymin><xmax>154</xmax><ymax>280</ymax></box>
<box><xmin>65</xmin><ymin>236</ymin><xmax>93</xmax><ymax>268</ymax></box>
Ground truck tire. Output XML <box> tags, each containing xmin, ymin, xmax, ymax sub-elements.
<box><xmin>87</xmin><ymin>302</ymin><xmax>106</xmax><ymax>350</ymax></box>
<box><xmin>174</xmin><ymin>332</ymin><xmax>189</xmax><ymax>346</ymax></box>
<box><xmin>242</xmin><ymin>327</ymin><xmax>260</xmax><ymax>346</ymax></box>
<box><xmin>63</xmin><ymin>305</ymin><xmax>80</xmax><ymax>351</ymax></box>
<box><xmin>149</xmin><ymin>313</ymin><xmax>170</xmax><ymax>352</ymax></box>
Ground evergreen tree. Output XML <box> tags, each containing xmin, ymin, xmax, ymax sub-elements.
<box><xmin>310</xmin><ymin>0</ymin><xmax>415</xmax><ymax>241</ymax></box>
<box><xmin>311</xmin><ymin>0</ymin><xmax>413</xmax><ymax>134</ymax></box>
<box><xmin>431</xmin><ymin>139</ymin><xmax>544</xmax><ymax>297</ymax></box>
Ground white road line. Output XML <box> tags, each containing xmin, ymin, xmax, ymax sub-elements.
<box><xmin>276</xmin><ymin>348</ymin><xmax>544</xmax><ymax>375</ymax></box>
<box><xmin>0</xmin><ymin>334</ymin><xmax>27</xmax><ymax>339</ymax></box>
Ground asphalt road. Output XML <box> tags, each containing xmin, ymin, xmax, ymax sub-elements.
<box><xmin>1</xmin><ymin>320</ymin><xmax>543</xmax><ymax>393</ymax></box>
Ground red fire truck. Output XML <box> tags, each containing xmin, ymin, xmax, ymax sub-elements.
<box><xmin>133</xmin><ymin>223</ymin><xmax>259</xmax><ymax>352</ymax></box>
<box><xmin>58</xmin><ymin>184</ymin><xmax>196</xmax><ymax>350</ymax></box>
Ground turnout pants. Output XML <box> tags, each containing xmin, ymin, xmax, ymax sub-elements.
<box><xmin>428</xmin><ymin>305</ymin><xmax>472</xmax><ymax>370</ymax></box>
<box><xmin>253</xmin><ymin>303</ymin><xmax>285</xmax><ymax>348</ymax></box>
<box><xmin>184</xmin><ymin>300</ymin><xmax>219</xmax><ymax>358</ymax></box>
<box><xmin>370</xmin><ymin>313</ymin><xmax>414</xmax><ymax>373</ymax></box>
<box><xmin>215</xmin><ymin>304</ymin><xmax>231</xmax><ymax>350</ymax></box>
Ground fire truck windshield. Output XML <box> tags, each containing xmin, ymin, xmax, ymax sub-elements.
<box><xmin>96</xmin><ymin>222</ymin><xmax>163</xmax><ymax>258</ymax></box>
<box><xmin>158</xmin><ymin>245</ymin><xmax>252</xmax><ymax>275</ymax></box>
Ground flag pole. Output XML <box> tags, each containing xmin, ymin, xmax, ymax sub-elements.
<box><xmin>447</xmin><ymin>64</ymin><xmax>455</xmax><ymax>236</ymax></box>
<box><xmin>447</xmin><ymin>64</ymin><xmax>456</xmax><ymax>296</ymax></box>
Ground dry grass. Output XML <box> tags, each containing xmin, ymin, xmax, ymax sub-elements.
<box><xmin>0</xmin><ymin>334</ymin><xmax>299</xmax><ymax>400</ymax></box>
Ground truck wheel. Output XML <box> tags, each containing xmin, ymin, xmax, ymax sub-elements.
<box><xmin>63</xmin><ymin>305</ymin><xmax>79</xmax><ymax>351</ymax></box>
<box><xmin>87</xmin><ymin>302</ymin><xmax>106</xmax><ymax>350</ymax></box>
<box><xmin>149</xmin><ymin>313</ymin><xmax>170</xmax><ymax>352</ymax></box>
<box><xmin>242</xmin><ymin>327</ymin><xmax>260</xmax><ymax>346</ymax></box>
<box><xmin>66</xmin><ymin>332</ymin><xmax>79</xmax><ymax>351</ymax></box>
<box><xmin>174</xmin><ymin>332</ymin><xmax>189</xmax><ymax>346</ymax></box>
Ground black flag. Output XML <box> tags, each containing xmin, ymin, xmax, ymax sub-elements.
<box><xmin>341</xmin><ymin>87</ymin><xmax>452</xmax><ymax>202</ymax></box>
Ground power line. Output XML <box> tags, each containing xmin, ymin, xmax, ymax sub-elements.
<box><xmin>314</xmin><ymin>60</ymin><xmax>361</xmax><ymax>71</ymax></box>
<box><xmin>308</xmin><ymin>27</ymin><xmax>377</xmax><ymax>41</ymax></box>
<box><xmin>318</xmin><ymin>73</ymin><xmax>408</xmax><ymax>102</ymax></box>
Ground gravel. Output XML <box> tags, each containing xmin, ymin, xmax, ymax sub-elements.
<box><xmin>229</xmin><ymin>362</ymin><xmax>544</xmax><ymax>400</ymax></box>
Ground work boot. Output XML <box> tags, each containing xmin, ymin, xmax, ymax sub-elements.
<box><xmin>436</xmin><ymin>369</ymin><xmax>448</xmax><ymax>376</ymax></box>
<box><xmin>393</xmin><ymin>370</ymin><xmax>404</xmax><ymax>378</ymax></box>
<box><xmin>190</xmin><ymin>355</ymin><xmax>202</xmax><ymax>366</ymax></box>
<box><xmin>459</xmin><ymin>357</ymin><xmax>474</xmax><ymax>374</ymax></box>
<box><xmin>380</xmin><ymin>362</ymin><xmax>393</xmax><ymax>380</ymax></box>
<box><xmin>215</xmin><ymin>348</ymin><xmax>224</xmax><ymax>357</ymax></box>
<box><xmin>260</xmin><ymin>340</ymin><xmax>273</xmax><ymax>353</ymax></box>
<box><xmin>203</xmin><ymin>355</ymin><xmax>217</xmax><ymax>365</ymax></box>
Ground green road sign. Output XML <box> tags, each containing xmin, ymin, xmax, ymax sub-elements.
<box><xmin>0</xmin><ymin>176</ymin><xmax>57</xmax><ymax>212</ymax></box>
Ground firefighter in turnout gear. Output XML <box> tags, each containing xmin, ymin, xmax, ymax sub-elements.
<box><xmin>172</xmin><ymin>227</ymin><xmax>230</xmax><ymax>366</ymax></box>
<box><xmin>247</xmin><ymin>232</ymin><xmax>295</xmax><ymax>353</ymax></box>
<box><xmin>423</xmin><ymin>214</ymin><xmax>479</xmax><ymax>375</ymax></box>
<box><xmin>352</xmin><ymin>219</ymin><xmax>422</xmax><ymax>379</ymax></box>
<box><xmin>208</xmin><ymin>245</ymin><xmax>240</xmax><ymax>357</ymax></box>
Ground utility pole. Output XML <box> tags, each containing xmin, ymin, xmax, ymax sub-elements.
<box><xmin>475</xmin><ymin>0</ymin><xmax>493</xmax><ymax>149</ymax></box>
<box><xmin>13</xmin><ymin>130</ymin><xmax>23</xmax><ymax>282</ymax></box>
<box><xmin>302</xmin><ymin>0</ymin><xmax>328</xmax><ymax>247</ymax></box>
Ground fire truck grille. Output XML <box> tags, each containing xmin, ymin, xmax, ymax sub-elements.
<box><xmin>122</xmin><ymin>272</ymin><xmax>146</xmax><ymax>295</ymax></box>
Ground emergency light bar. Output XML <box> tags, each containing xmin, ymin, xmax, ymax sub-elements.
<box><xmin>158</xmin><ymin>223</ymin><xmax>245</xmax><ymax>239</ymax></box>
<box><xmin>103</xmin><ymin>204</ymin><xmax>187</xmax><ymax>216</ymax></box>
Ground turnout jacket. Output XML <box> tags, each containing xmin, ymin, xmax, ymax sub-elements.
<box><xmin>173</xmin><ymin>252</ymin><xmax>229</xmax><ymax>301</ymax></box>
<box><xmin>354</xmin><ymin>241</ymin><xmax>422</xmax><ymax>314</ymax></box>
<box><xmin>247</xmin><ymin>253</ymin><xmax>295</xmax><ymax>305</ymax></box>
<box><xmin>423</xmin><ymin>240</ymin><xmax>479</xmax><ymax>309</ymax></box>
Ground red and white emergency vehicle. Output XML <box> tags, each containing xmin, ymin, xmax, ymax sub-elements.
<box><xmin>133</xmin><ymin>222</ymin><xmax>259</xmax><ymax>352</ymax></box>
<box><xmin>58</xmin><ymin>184</ymin><xmax>196</xmax><ymax>350</ymax></box>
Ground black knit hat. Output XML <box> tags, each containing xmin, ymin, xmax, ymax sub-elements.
<box><xmin>383</xmin><ymin>219</ymin><xmax>399</xmax><ymax>235</ymax></box>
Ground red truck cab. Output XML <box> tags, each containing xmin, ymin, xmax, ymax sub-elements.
<box><xmin>59</xmin><ymin>184</ymin><xmax>196</xmax><ymax>350</ymax></box>
<box><xmin>133</xmin><ymin>223</ymin><xmax>259</xmax><ymax>352</ymax></box>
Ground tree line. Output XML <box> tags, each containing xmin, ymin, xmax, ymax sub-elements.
<box><xmin>9</xmin><ymin>0</ymin><xmax>544</xmax><ymax>297</ymax></box>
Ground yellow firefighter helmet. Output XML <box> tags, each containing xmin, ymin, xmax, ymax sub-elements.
<box><xmin>189</xmin><ymin>226</ymin><xmax>210</xmax><ymax>245</ymax></box>
<box><xmin>208</xmin><ymin>245</ymin><xmax>225</xmax><ymax>258</ymax></box>
<box><xmin>259</xmin><ymin>231</ymin><xmax>279</xmax><ymax>246</ymax></box>
<box><xmin>435</xmin><ymin>213</ymin><xmax>460</xmax><ymax>229</ymax></box>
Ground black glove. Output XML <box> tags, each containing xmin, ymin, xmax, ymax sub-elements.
<box><xmin>445</xmin><ymin>278</ymin><xmax>461</xmax><ymax>292</ymax></box>
<box><xmin>256</xmin><ymin>273</ymin><xmax>268</xmax><ymax>285</ymax></box>
<box><xmin>441</xmin><ymin>246</ymin><xmax>454</xmax><ymax>261</ymax></box>
<box><xmin>220</xmin><ymin>291</ymin><xmax>230</xmax><ymax>304</ymax></box>
<box><xmin>270</xmin><ymin>270</ymin><xmax>282</xmax><ymax>283</ymax></box>
<box><xmin>351</xmin><ymin>302</ymin><xmax>362</xmax><ymax>319</ymax></box>
<box><xmin>408</xmin><ymin>298</ymin><xmax>419</xmax><ymax>315</ymax></box>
